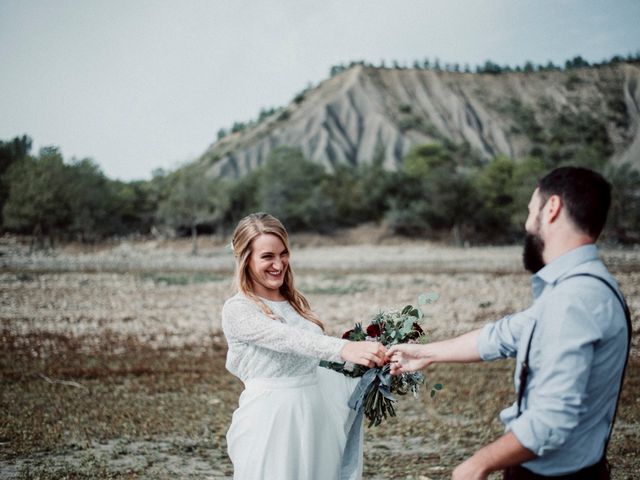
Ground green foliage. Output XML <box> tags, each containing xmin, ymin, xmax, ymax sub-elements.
<box><xmin>277</xmin><ymin>110</ymin><xmax>290</xmax><ymax>122</ymax></box>
<box><xmin>231</xmin><ymin>122</ymin><xmax>246</xmax><ymax>133</ymax></box>
<box><xmin>602</xmin><ymin>162</ymin><xmax>640</xmax><ymax>243</ymax></box>
<box><xmin>66</xmin><ymin>158</ymin><xmax>116</xmax><ymax>241</ymax></box>
<box><xmin>156</xmin><ymin>166</ymin><xmax>228</xmax><ymax>253</ymax></box>
<box><xmin>402</xmin><ymin>144</ymin><xmax>454</xmax><ymax>178</ymax></box>
<box><xmin>222</xmin><ymin>170</ymin><xmax>260</xmax><ymax>227</ymax></box>
<box><xmin>477</xmin><ymin>60</ymin><xmax>503</xmax><ymax>74</ymax></box>
<box><xmin>474</xmin><ymin>155</ymin><xmax>516</xmax><ymax>217</ymax></box>
<box><xmin>509</xmin><ymin>156</ymin><xmax>549</xmax><ymax>226</ymax></box>
<box><xmin>111</xmin><ymin>179</ymin><xmax>158</xmax><ymax>234</ymax></box>
<box><xmin>398</xmin><ymin>114</ymin><xmax>439</xmax><ymax>137</ymax></box>
<box><xmin>258</xmin><ymin>107</ymin><xmax>277</xmax><ymax>121</ymax></box>
<box><xmin>387</xmin><ymin>143</ymin><xmax>479</xmax><ymax>243</ymax></box>
<box><xmin>257</xmin><ymin>146</ymin><xmax>336</xmax><ymax>232</ymax></box>
<box><xmin>501</xmin><ymin>98</ymin><xmax>545</xmax><ymax>143</ymax></box>
<box><xmin>545</xmin><ymin>107</ymin><xmax>613</xmax><ymax>168</ymax></box>
<box><xmin>0</xmin><ymin>135</ymin><xmax>32</xmax><ymax>225</ymax></box>
<box><xmin>2</xmin><ymin>96</ymin><xmax>638</xmax><ymax>246</ymax></box>
<box><xmin>565</xmin><ymin>73</ymin><xmax>582</xmax><ymax>91</ymax></box>
<box><xmin>0</xmin><ymin>135</ymin><xmax>31</xmax><ymax>177</ymax></box>
<box><xmin>2</xmin><ymin>145</ymin><xmax>159</xmax><ymax>243</ymax></box>
<box><xmin>565</xmin><ymin>55</ymin><xmax>590</xmax><ymax>69</ymax></box>
<box><xmin>3</xmin><ymin>147</ymin><xmax>73</xmax><ymax>242</ymax></box>
<box><xmin>472</xmin><ymin>155</ymin><xmax>548</xmax><ymax>241</ymax></box>
<box><xmin>322</xmin><ymin>161</ymin><xmax>393</xmax><ymax>226</ymax></box>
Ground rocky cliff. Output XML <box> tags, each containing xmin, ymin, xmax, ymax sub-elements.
<box><xmin>198</xmin><ymin>63</ymin><xmax>640</xmax><ymax>178</ymax></box>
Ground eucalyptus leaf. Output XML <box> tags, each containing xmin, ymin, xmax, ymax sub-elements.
<box><xmin>400</xmin><ymin>318</ymin><xmax>414</xmax><ymax>336</ymax></box>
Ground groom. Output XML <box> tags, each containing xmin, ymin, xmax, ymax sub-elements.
<box><xmin>388</xmin><ymin>166</ymin><xmax>630</xmax><ymax>479</ymax></box>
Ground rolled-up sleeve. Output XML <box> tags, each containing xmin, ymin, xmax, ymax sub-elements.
<box><xmin>477</xmin><ymin>310</ymin><xmax>532</xmax><ymax>361</ymax></box>
<box><xmin>508</xmin><ymin>291</ymin><xmax>601</xmax><ymax>456</ymax></box>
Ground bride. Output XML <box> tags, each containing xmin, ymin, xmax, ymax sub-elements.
<box><xmin>222</xmin><ymin>212</ymin><xmax>386</xmax><ymax>480</ymax></box>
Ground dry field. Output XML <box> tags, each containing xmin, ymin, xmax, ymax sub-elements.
<box><xmin>1</xmin><ymin>235</ymin><xmax>639</xmax><ymax>479</ymax></box>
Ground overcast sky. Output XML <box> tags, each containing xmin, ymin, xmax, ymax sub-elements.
<box><xmin>1</xmin><ymin>0</ymin><xmax>639</xmax><ymax>181</ymax></box>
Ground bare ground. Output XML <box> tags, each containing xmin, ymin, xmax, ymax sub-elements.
<box><xmin>1</xmin><ymin>236</ymin><xmax>639</xmax><ymax>479</ymax></box>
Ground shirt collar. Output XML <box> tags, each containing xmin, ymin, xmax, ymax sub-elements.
<box><xmin>534</xmin><ymin>243</ymin><xmax>599</xmax><ymax>286</ymax></box>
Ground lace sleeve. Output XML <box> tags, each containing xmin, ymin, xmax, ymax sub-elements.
<box><xmin>221</xmin><ymin>296</ymin><xmax>347</xmax><ymax>362</ymax></box>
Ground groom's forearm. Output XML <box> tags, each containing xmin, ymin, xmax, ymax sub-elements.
<box><xmin>453</xmin><ymin>432</ymin><xmax>536</xmax><ymax>479</ymax></box>
<box><xmin>426</xmin><ymin>328</ymin><xmax>483</xmax><ymax>364</ymax></box>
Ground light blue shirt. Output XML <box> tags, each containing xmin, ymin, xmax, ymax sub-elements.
<box><xmin>477</xmin><ymin>244</ymin><xmax>628</xmax><ymax>475</ymax></box>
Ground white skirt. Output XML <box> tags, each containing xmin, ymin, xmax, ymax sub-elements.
<box><xmin>226</xmin><ymin>367</ymin><xmax>361</xmax><ymax>480</ymax></box>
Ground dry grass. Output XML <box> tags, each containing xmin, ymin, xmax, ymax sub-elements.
<box><xmin>1</xmin><ymin>237</ymin><xmax>639</xmax><ymax>479</ymax></box>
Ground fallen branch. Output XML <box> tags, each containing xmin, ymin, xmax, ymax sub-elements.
<box><xmin>39</xmin><ymin>373</ymin><xmax>88</xmax><ymax>390</ymax></box>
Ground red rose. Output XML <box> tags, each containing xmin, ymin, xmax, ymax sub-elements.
<box><xmin>342</xmin><ymin>329</ymin><xmax>354</xmax><ymax>339</ymax></box>
<box><xmin>366</xmin><ymin>324</ymin><xmax>381</xmax><ymax>337</ymax></box>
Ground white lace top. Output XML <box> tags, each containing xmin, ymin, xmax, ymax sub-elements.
<box><xmin>221</xmin><ymin>293</ymin><xmax>348</xmax><ymax>382</ymax></box>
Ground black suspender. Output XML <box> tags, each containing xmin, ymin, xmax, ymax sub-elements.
<box><xmin>517</xmin><ymin>322</ymin><xmax>536</xmax><ymax>417</ymax></box>
<box><xmin>516</xmin><ymin>273</ymin><xmax>632</xmax><ymax>457</ymax></box>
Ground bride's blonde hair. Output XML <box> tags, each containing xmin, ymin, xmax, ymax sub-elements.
<box><xmin>231</xmin><ymin>212</ymin><xmax>324</xmax><ymax>331</ymax></box>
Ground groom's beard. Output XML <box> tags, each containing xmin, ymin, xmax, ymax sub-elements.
<box><xmin>523</xmin><ymin>232</ymin><xmax>546</xmax><ymax>274</ymax></box>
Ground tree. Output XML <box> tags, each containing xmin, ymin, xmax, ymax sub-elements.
<box><xmin>403</xmin><ymin>144</ymin><xmax>454</xmax><ymax>178</ymax></box>
<box><xmin>509</xmin><ymin>156</ymin><xmax>548</xmax><ymax>228</ymax></box>
<box><xmin>423</xmin><ymin>166</ymin><xmax>478</xmax><ymax>245</ymax></box>
<box><xmin>387</xmin><ymin>143</ymin><xmax>478</xmax><ymax>243</ymax></box>
<box><xmin>257</xmin><ymin>146</ymin><xmax>336</xmax><ymax>232</ymax></box>
<box><xmin>480</xmin><ymin>60</ymin><xmax>503</xmax><ymax>74</ymax></box>
<box><xmin>473</xmin><ymin>156</ymin><xmax>517</xmax><ymax>240</ymax></box>
<box><xmin>0</xmin><ymin>135</ymin><xmax>32</xmax><ymax>227</ymax></box>
<box><xmin>603</xmin><ymin>162</ymin><xmax>640</xmax><ymax>243</ymax></box>
<box><xmin>110</xmin><ymin>179</ymin><xmax>157</xmax><ymax>235</ymax></box>
<box><xmin>565</xmin><ymin>55</ymin><xmax>589</xmax><ymax>69</ymax></box>
<box><xmin>322</xmin><ymin>159</ymin><xmax>393</xmax><ymax>227</ymax></box>
<box><xmin>157</xmin><ymin>166</ymin><xmax>228</xmax><ymax>254</ymax></box>
<box><xmin>66</xmin><ymin>158</ymin><xmax>115</xmax><ymax>241</ymax></box>
<box><xmin>476</xmin><ymin>156</ymin><xmax>515</xmax><ymax>206</ymax></box>
<box><xmin>2</xmin><ymin>147</ymin><xmax>73</xmax><ymax>249</ymax></box>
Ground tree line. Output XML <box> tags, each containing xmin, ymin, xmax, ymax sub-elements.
<box><xmin>1</xmin><ymin>134</ymin><xmax>638</xmax><ymax>251</ymax></box>
<box><xmin>329</xmin><ymin>52</ymin><xmax>640</xmax><ymax>77</ymax></box>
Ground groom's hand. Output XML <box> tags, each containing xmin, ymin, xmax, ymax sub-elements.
<box><xmin>386</xmin><ymin>344</ymin><xmax>431</xmax><ymax>374</ymax></box>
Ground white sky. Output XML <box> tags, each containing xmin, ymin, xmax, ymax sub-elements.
<box><xmin>1</xmin><ymin>0</ymin><xmax>639</xmax><ymax>181</ymax></box>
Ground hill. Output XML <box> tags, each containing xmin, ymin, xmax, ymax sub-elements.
<box><xmin>198</xmin><ymin>63</ymin><xmax>640</xmax><ymax>178</ymax></box>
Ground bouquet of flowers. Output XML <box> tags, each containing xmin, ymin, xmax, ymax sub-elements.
<box><xmin>321</xmin><ymin>293</ymin><xmax>443</xmax><ymax>427</ymax></box>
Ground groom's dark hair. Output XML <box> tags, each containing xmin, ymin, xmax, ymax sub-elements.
<box><xmin>537</xmin><ymin>166</ymin><xmax>611</xmax><ymax>239</ymax></box>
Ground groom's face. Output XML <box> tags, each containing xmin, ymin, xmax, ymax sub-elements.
<box><xmin>523</xmin><ymin>189</ymin><xmax>546</xmax><ymax>274</ymax></box>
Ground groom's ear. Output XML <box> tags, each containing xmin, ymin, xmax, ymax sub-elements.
<box><xmin>545</xmin><ymin>194</ymin><xmax>563</xmax><ymax>223</ymax></box>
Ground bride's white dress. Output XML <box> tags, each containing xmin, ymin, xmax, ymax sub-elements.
<box><xmin>222</xmin><ymin>293</ymin><xmax>362</xmax><ymax>480</ymax></box>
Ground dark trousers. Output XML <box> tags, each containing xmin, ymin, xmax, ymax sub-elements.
<box><xmin>503</xmin><ymin>458</ymin><xmax>610</xmax><ymax>480</ymax></box>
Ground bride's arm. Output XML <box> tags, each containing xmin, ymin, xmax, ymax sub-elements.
<box><xmin>222</xmin><ymin>297</ymin><xmax>385</xmax><ymax>367</ymax></box>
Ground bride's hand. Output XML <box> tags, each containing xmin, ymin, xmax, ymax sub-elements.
<box><xmin>386</xmin><ymin>344</ymin><xmax>431</xmax><ymax>374</ymax></box>
<box><xmin>340</xmin><ymin>341</ymin><xmax>387</xmax><ymax>368</ymax></box>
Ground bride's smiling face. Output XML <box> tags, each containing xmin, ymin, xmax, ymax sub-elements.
<box><xmin>248</xmin><ymin>233</ymin><xmax>289</xmax><ymax>300</ymax></box>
